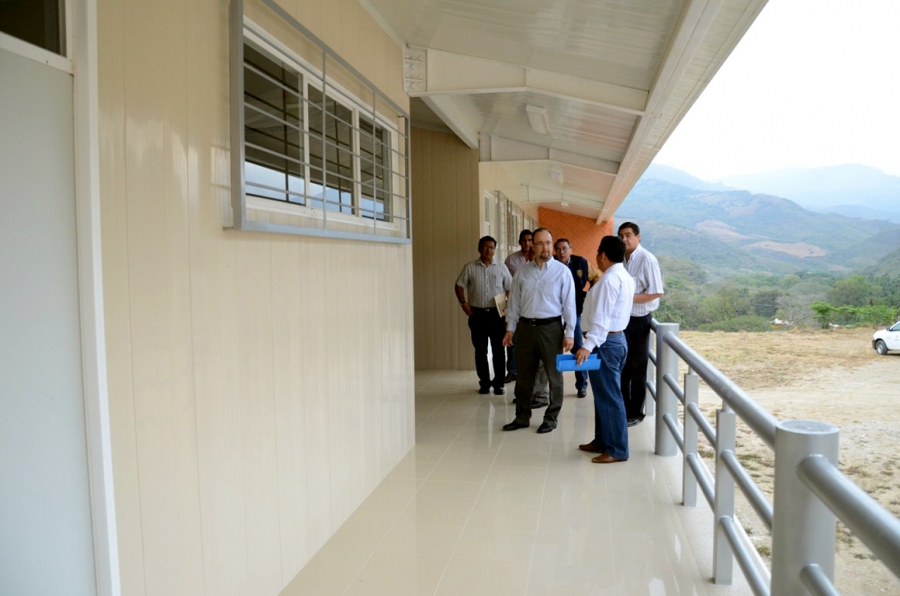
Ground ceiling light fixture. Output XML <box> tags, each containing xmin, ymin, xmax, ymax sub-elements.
<box><xmin>526</xmin><ymin>105</ymin><xmax>550</xmax><ymax>135</ymax></box>
<box><xmin>549</xmin><ymin>166</ymin><xmax>564</xmax><ymax>186</ymax></box>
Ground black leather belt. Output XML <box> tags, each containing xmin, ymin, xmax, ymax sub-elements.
<box><xmin>471</xmin><ymin>306</ymin><xmax>498</xmax><ymax>314</ymax></box>
<box><xmin>520</xmin><ymin>316</ymin><xmax>562</xmax><ymax>326</ymax></box>
<box><xmin>609</xmin><ymin>331</ymin><xmax>623</xmax><ymax>334</ymax></box>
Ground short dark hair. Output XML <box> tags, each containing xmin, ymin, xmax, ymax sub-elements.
<box><xmin>518</xmin><ymin>229</ymin><xmax>533</xmax><ymax>242</ymax></box>
<box><xmin>598</xmin><ymin>235</ymin><xmax>626</xmax><ymax>263</ymax></box>
<box><xmin>532</xmin><ymin>227</ymin><xmax>552</xmax><ymax>241</ymax></box>
<box><xmin>554</xmin><ymin>238</ymin><xmax>572</xmax><ymax>249</ymax></box>
<box><xmin>617</xmin><ymin>221</ymin><xmax>640</xmax><ymax>236</ymax></box>
<box><xmin>478</xmin><ymin>235</ymin><xmax>497</xmax><ymax>250</ymax></box>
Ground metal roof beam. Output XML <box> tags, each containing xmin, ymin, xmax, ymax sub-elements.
<box><xmin>520</xmin><ymin>185</ymin><xmax>604</xmax><ymax>209</ymax></box>
<box><xmin>420</xmin><ymin>95</ymin><xmax>480</xmax><ymax>149</ymax></box>
<box><xmin>483</xmin><ymin>135</ymin><xmax>620</xmax><ymax>178</ymax></box>
<box><xmin>404</xmin><ymin>47</ymin><xmax>648</xmax><ymax>116</ymax></box>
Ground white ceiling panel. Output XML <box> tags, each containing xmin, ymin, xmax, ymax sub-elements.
<box><xmin>368</xmin><ymin>0</ymin><xmax>769</xmax><ymax>221</ymax></box>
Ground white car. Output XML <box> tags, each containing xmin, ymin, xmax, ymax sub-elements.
<box><xmin>872</xmin><ymin>322</ymin><xmax>900</xmax><ymax>355</ymax></box>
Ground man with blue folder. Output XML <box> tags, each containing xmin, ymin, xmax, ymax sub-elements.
<box><xmin>574</xmin><ymin>236</ymin><xmax>635</xmax><ymax>463</ymax></box>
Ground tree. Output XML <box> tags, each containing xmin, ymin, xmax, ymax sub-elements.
<box><xmin>827</xmin><ymin>275</ymin><xmax>880</xmax><ymax>307</ymax></box>
<box><xmin>775</xmin><ymin>295</ymin><xmax>816</xmax><ymax>328</ymax></box>
<box><xmin>810</xmin><ymin>301</ymin><xmax>837</xmax><ymax>329</ymax></box>
<box><xmin>702</xmin><ymin>285</ymin><xmax>751</xmax><ymax>322</ymax></box>
<box><xmin>751</xmin><ymin>288</ymin><xmax>783</xmax><ymax>318</ymax></box>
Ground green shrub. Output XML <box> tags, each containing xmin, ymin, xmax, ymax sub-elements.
<box><xmin>697</xmin><ymin>315</ymin><xmax>774</xmax><ymax>332</ymax></box>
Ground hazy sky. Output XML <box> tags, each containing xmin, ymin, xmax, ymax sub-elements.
<box><xmin>653</xmin><ymin>0</ymin><xmax>900</xmax><ymax>181</ymax></box>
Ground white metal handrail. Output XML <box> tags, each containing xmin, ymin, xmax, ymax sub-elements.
<box><xmin>647</xmin><ymin>319</ymin><xmax>900</xmax><ymax>596</ymax></box>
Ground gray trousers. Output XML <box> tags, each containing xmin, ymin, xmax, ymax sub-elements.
<box><xmin>513</xmin><ymin>321</ymin><xmax>565</xmax><ymax>425</ymax></box>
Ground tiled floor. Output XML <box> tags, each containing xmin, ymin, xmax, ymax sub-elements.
<box><xmin>281</xmin><ymin>370</ymin><xmax>752</xmax><ymax>596</ymax></box>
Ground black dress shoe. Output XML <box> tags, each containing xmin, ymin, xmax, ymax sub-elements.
<box><xmin>478</xmin><ymin>387</ymin><xmax>490</xmax><ymax>395</ymax></box>
<box><xmin>577</xmin><ymin>388</ymin><xmax>587</xmax><ymax>398</ymax></box>
<box><xmin>502</xmin><ymin>421</ymin><xmax>528</xmax><ymax>431</ymax></box>
<box><xmin>536</xmin><ymin>421</ymin><xmax>556</xmax><ymax>434</ymax></box>
<box><xmin>494</xmin><ymin>387</ymin><xmax>505</xmax><ymax>395</ymax></box>
<box><xmin>504</xmin><ymin>373</ymin><xmax>516</xmax><ymax>384</ymax></box>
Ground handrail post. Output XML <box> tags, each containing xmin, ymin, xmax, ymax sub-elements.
<box><xmin>682</xmin><ymin>372</ymin><xmax>699</xmax><ymax>507</ymax></box>
<box><xmin>654</xmin><ymin>322</ymin><xmax>679</xmax><ymax>456</ymax></box>
<box><xmin>771</xmin><ymin>421</ymin><xmax>839</xmax><ymax>596</ymax></box>
<box><xmin>645</xmin><ymin>326</ymin><xmax>656</xmax><ymax>417</ymax></box>
<box><xmin>713</xmin><ymin>408</ymin><xmax>736</xmax><ymax>584</ymax></box>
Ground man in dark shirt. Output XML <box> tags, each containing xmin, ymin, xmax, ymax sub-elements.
<box><xmin>555</xmin><ymin>238</ymin><xmax>600</xmax><ymax>398</ymax></box>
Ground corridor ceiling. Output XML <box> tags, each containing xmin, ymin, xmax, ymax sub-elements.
<box><xmin>363</xmin><ymin>0</ymin><xmax>768</xmax><ymax>222</ymax></box>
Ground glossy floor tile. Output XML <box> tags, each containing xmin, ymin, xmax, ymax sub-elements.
<box><xmin>281</xmin><ymin>371</ymin><xmax>753</xmax><ymax>596</ymax></box>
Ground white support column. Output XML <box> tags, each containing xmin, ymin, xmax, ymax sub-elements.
<box><xmin>682</xmin><ymin>371</ymin><xmax>699</xmax><ymax>507</ymax></box>
<box><xmin>770</xmin><ymin>421</ymin><xmax>839</xmax><ymax>596</ymax></box>
<box><xmin>645</xmin><ymin>326</ymin><xmax>656</xmax><ymax>417</ymax></box>
<box><xmin>713</xmin><ymin>408</ymin><xmax>736</xmax><ymax>584</ymax></box>
<box><xmin>654</xmin><ymin>322</ymin><xmax>678</xmax><ymax>456</ymax></box>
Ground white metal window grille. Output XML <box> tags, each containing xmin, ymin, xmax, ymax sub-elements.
<box><xmin>230</xmin><ymin>0</ymin><xmax>410</xmax><ymax>243</ymax></box>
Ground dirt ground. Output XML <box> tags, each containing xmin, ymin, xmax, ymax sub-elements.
<box><xmin>679</xmin><ymin>327</ymin><xmax>900</xmax><ymax>595</ymax></box>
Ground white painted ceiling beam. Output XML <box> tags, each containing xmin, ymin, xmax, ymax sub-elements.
<box><xmin>484</xmin><ymin>136</ymin><xmax>620</xmax><ymax>178</ymax></box>
<box><xmin>520</xmin><ymin>185</ymin><xmax>605</xmax><ymax>209</ymax></box>
<box><xmin>404</xmin><ymin>47</ymin><xmax>648</xmax><ymax>116</ymax></box>
<box><xmin>421</xmin><ymin>95</ymin><xmax>480</xmax><ymax>149</ymax></box>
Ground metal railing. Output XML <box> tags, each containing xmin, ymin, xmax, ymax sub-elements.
<box><xmin>648</xmin><ymin>320</ymin><xmax>900</xmax><ymax>596</ymax></box>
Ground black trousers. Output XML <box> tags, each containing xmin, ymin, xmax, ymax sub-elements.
<box><xmin>621</xmin><ymin>313</ymin><xmax>653</xmax><ymax>420</ymax></box>
<box><xmin>513</xmin><ymin>321</ymin><xmax>565</xmax><ymax>425</ymax></box>
<box><xmin>468</xmin><ymin>309</ymin><xmax>506</xmax><ymax>390</ymax></box>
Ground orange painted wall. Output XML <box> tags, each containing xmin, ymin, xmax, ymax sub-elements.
<box><xmin>537</xmin><ymin>207</ymin><xmax>614</xmax><ymax>260</ymax></box>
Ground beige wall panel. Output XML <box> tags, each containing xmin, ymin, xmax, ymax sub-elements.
<box><xmin>97</xmin><ymin>0</ymin><xmax>147</xmax><ymax>593</ymax></box>
<box><xmin>99</xmin><ymin>0</ymin><xmax>414</xmax><ymax>593</ymax></box>
<box><xmin>233</xmin><ymin>234</ymin><xmax>284</xmax><ymax>595</ymax></box>
<box><xmin>411</xmin><ymin>128</ymin><xmax>480</xmax><ymax>371</ymax></box>
<box><xmin>344</xmin><ymin>1</ymin><xmax>373</xmax><ymax>86</ymax></box>
<box><xmin>121</xmin><ymin>0</ymin><xmax>206</xmax><ymax>592</ymax></box>
<box><xmin>269</xmin><ymin>237</ymin><xmax>310</xmax><ymax>580</ymax></box>
<box><xmin>296</xmin><ymin>240</ymin><xmax>335</xmax><ymax>554</ymax></box>
<box><xmin>293</xmin><ymin>0</ymin><xmax>322</xmax><ymax>39</ymax></box>
<box><xmin>185</xmin><ymin>1</ymin><xmax>252</xmax><ymax>593</ymax></box>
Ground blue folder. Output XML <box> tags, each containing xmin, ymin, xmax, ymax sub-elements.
<box><xmin>556</xmin><ymin>353</ymin><xmax>601</xmax><ymax>372</ymax></box>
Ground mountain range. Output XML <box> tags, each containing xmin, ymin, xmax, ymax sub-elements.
<box><xmin>645</xmin><ymin>163</ymin><xmax>900</xmax><ymax>223</ymax></box>
<box><xmin>620</xmin><ymin>166</ymin><xmax>900</xmax><ymax>279</ymax></box>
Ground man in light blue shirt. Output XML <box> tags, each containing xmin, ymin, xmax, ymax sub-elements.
<box><xmin>502</xmin><ymin>228</ymin><xmax>576</xmax><ymax>434</ymax></box>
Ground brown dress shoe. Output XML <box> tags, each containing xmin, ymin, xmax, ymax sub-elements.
<box><xmin>592</xmin><ymin>453</ymin><xmax>626</xmax><ymax>464</ymax></box>
<box><xmin>578</xmin><ymin>442</ymin><xmax>601</xmax><ymax>453</ymax></box>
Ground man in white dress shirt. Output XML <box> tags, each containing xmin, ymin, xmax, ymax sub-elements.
<box><xmin>503</xmin><ymin>229</ymin><xmax>532</xmax><ymax>384</ymax></box>
<box><xmin>575</xmin><ymin>235</ymin><xmax>635</xmax><ymax>463</ymax></box>
<box><xmin>618</xmin><ymin>222</ymin><xmax>664</xmax><ymax>426</ymax></box>
<box><xmin>501</xmin><ymin>228</ymin><xmax>576</xmax><ymax>434</ymax></box>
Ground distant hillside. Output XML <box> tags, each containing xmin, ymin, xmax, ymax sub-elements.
<box><xmin>719</xmin><ymin>164</ymin><xmax>900</xmax><ymax>216</ymax></box>
<box><xmin>819</xmin><ymin>204</ymin><xmax>900</xmax><ymax>224</ymax></box>
<box><xmin>642</xmin><ymin>163</ymin><xmax>734</xmax><ymax>192</ymax></box>
<box><xmin>618</xmin><ymin>178</ymin><xmax>900</xmax><ymax>278</ymax></box>
<box><xmin>865</xmin><ymin>247</ymin><xmax>900</xmax><ymax>278</ymax></box>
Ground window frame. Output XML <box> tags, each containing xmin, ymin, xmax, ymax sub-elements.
<box><xmin>229</xmin><ymin>0</ymin><xmax>411</xmax><ymax>243</ymax></box>
<box><xmin>0</xmin><ymin>0</ymin><xmax>71</xmax><ymax>73</ymax></box>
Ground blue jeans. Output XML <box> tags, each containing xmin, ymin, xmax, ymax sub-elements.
<box><xmin>586</xmin><ymin>334</ymin><xmax>629</xmax><ymax>460</ymax></box>
<box><xmin>572</xmin><ymin>315</ymin><xmax>587</xmax><ymax>391</ymax></box>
